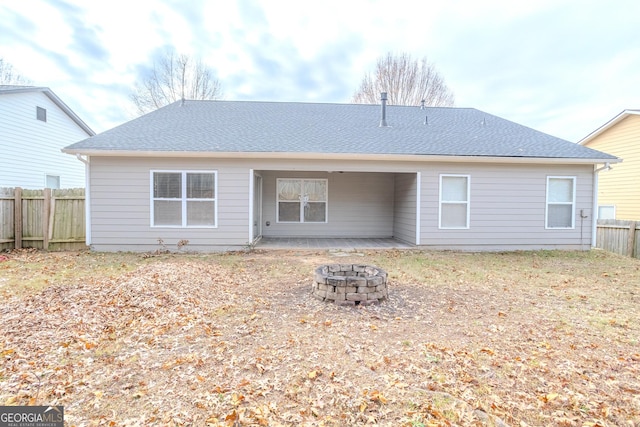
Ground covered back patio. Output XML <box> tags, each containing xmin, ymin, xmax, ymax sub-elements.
<box><xmin>251</xmin><ymin>170</ymin><xmax>420</xmax><ymax>247</ymax></box>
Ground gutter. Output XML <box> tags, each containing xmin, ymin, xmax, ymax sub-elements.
<box><xmin>61</xmin><ymin>149</ymin><xmax>621</xmax><ymax>166</ymax></box>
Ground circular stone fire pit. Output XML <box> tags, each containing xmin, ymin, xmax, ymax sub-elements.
<box><xmin>312</xmin><ymin>264</ymin><xmax>388</xmax><ymax>306</ymax></box>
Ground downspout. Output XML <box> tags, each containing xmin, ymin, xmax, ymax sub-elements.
<box><xmin>76</xmin><ymin>154</ymin><xmax>91</xmax><ymax>246</ymax></box>
<box><xmin>415</xmin><ymin>172</ymin><xmax>421</xmax><ymax>245</ymax></box>
<box><xmin>249</xmin><ymin>169</ymin><xmax>254</xmax><ymax>244</ymax></box>
<box><xmin>591</xmin><ymin>162</ymin><xmax>612</xmax><ymax>247</ymax></box>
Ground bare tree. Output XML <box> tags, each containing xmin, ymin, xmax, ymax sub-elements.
<box><xmin>352</xmin><ymin>52</ymin><xmax>454</xmax><ymax>107</ymax></box>
<box><xmin>130</xmin><ymin>50</ymin><xmax>222</xmax><ymax>115</ymax></box>
<box><xmin>0</xmin><ymin>57</ymin><xmax>31</xmax><ymax>85</ymax></box>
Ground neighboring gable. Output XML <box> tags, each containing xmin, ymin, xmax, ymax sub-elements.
<box><xmin>580</xmin><ymin>111</ymin><xmax>640</xmax><ymax>220</ymax></box>
<box><xmin>0</xmin><ymin>86</ymin><xmax>94</xmax><ymax>189</ymax></box>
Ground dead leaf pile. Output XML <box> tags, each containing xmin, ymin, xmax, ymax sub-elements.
<box><xmin>0</xmin><ymin>249</ymin><xmax>639</xmax><ymax>426</ymax></box>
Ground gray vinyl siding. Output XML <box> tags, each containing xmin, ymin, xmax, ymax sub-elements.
<box><xmin>260</xmin><ymin>171</ymin><xmax>394</xmax><ymax>238</ymax></box>
<box><xmin>393</xmin><ymin>173</ymin><xmax>418</xmax><ymax>244</ymax></box>
<box><xmin>418</xmin><ymin>163</ymin><xmax>594</xmax><ymax>250</ymax></box>
<box><xmin>87</xmin><ymin>156</ymin><xmax>596</xmax><ymax>252</ymax></box>
<box><xmin>89</xmin><ymin>157</ymin><xmax>250</xmax><ymax>251</ymax></box>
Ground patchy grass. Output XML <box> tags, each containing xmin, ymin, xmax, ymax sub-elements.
<box><xmin>1</xmin><ymin>248</ymin><xmax>639</xmax><ymax>426</ymax></box>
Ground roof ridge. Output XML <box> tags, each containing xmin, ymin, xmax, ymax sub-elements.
<box><xmin>173</xmin><ymin>98</ymin><xmax>474</xmax><ymax>111</ymax></box>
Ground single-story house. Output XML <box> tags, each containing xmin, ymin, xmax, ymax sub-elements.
<box><xmin>579</xmin><ymin>109</ymin><xmax>639</xmax><ymax>220</ymax></box>
<box><xmin>0</xmin><ymin>85</ymin><xmax>94</xmax><ymax>189</ymax></box>
<box><xmin>63</xmin><ymin>97</ymin><xmax>619</xmax><ymax>252</ymax></box>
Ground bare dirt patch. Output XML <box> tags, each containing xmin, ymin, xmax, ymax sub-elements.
<box><xmin>1</xmin><ymin>248</ymin><xmax>639</xmax><ymax>426</ymax></box>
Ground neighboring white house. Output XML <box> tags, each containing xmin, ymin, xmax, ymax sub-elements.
<box><xmin>63</xmin><ymin>98</ymin><xmax>620</xmax><ymax>252</ymax></box>
<box><xmin>0</xmin><ymin>85</ymin><xmax>94</xmax><ymax>189</ymax></box>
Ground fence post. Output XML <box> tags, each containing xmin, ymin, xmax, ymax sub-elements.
<box><xmin>629</xmin><ymin>221</ymin><xmax>638</xmax><ymax>258</ymax></box>
<box><xmin>14</xmin><ymin>187</ymin><xmax>22</xmax><ymax>249</ymax></box>
<box><xmin>43</xmin><ymin>188</ymin><xmax>51</xmax><ymax>250</ymax></box>
<box><xmin>48</xmin><ymin>192</ymin><xmax>56</xmax><ymax>246</ymax></box>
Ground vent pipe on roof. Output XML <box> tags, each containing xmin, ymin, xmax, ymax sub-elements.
<box><xmin>424</xmin><ymin>115</ymin><xmax>428</xmax><ymax>125</ymax></box>
<box><xmin>420</xmin><ymin>100</ymin><xmax>425</xmax><ymax>109</ymax></box>
<box><xmin>379</xmin><ymin>92</ymin><xmax>388</xmax><ymax>127</ymax></box>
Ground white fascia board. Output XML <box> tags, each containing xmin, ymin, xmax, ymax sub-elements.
<box><xmin>42</xmin><ymin>89</ymin><xmax>96</xmax><ymax>136</ymax></box>
<box><xmin>60</xmin><ymin>149</ymin><xmax>621</xmax><ymax>165</ymax></box>
<box><xmin>578</xmin><ymin>109</ymin><xmax>640</xmax><ymax>146</ymax></box>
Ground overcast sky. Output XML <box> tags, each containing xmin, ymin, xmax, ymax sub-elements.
<box><xmin>1</xmin><ymin>0</ymin><xmax>638</xmax><ymax>142</ymax></box>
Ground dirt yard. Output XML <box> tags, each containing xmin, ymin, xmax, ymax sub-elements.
<box><xmin>1</xmin><ymin>248</ymin><xmax>639</xmax><ymax>426</ymax></box>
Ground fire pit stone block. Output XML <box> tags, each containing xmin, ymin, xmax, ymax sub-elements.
<box><xmin>312</xmin><ymin>264</ymin><xmax>388</xmax><ymax>305</ymax></box>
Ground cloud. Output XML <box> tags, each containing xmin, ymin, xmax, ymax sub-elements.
<box><xmin>48</xmin><ymin>0</ymin><xmax>110</xmax><ymax>66</ymax></box>
<box><xmin>423</xmin><ymin>0</ymin><xmax>640</xmax><ymax>140</ymax></box>
<box><xmin>2</xmin><ymin>0</ymin><xmax>639</xmax><ymax>141</ymax></box>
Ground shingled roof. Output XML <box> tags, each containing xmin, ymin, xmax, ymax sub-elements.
<box><xmin>64</xmin><ymin>99</ymin><xmax>617</xmax><ymax>161</ymax></box>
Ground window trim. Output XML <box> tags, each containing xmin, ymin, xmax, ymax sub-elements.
<box><xmin>276</xmin><ymin>178</ymin><xmax>328</xmax><ymax>223</ymax></box>
<box><xmin>150</xmin><ymin>170</ymin><xmax>218</xmax><ymax>228</ymax></box>
<box><xmin>439</xmin><ymin>174</ymin><xmax>470</xmax><ymax>229</ymax></box>
<box><xmin>545</xmin><ymin>176</ymin><xmax>576</xmax><ymax>229</ymax></box>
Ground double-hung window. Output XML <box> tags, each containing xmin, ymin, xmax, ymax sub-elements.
<box><xmin>277</xmin><ymin>178</ymin><xmax>327</xmax><ymax>223</ymax></box>
<box><xmin>439</xmin><ymin>174</ymin><xmax>470</xmax><ymax>229</ymax></box>
<box><xmin>546</xmin><ymin>176</ymin><xmax>575</xmax><ymax>229</ymax></box>
<box><xmin>151</xmin><ymin>171</ymin><xmax>217</xmax><ymax>227</ymax></box>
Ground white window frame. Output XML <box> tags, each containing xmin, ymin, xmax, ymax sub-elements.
<box><xmin>439</xmin><ymin>174</ymin><xmax>470</xmax><ymax>229</ymax></box>
<box><xmin>150</xmin><ymin>170</ymin><xmax>218</xmax><ymax>228</ymax></box>
<box><xmin>276</xmin><ymin>178</ymin><xmax>328</xmax><ymax>223</ymax></box>
<box><xmin>597</xmin><ymin>205</ymin><xmax>616</xmax><ymax>220</ymax></box>
<box><xmin>45</xmin><ymin>174</ymin><xmax>60</xmax><ymax>189</ymax></box>
<box><xmin>546</xmin><ymin>176</ymin><xmax>576</xmax><ymax>229</ymax></box>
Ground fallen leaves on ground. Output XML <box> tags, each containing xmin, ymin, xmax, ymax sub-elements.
<box><xmin>0</xmin><ymin>249</ymin><xmax>639</xmax><ymax>426</ymax></box>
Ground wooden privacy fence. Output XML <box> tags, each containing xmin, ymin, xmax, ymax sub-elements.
<box><xmin>596</xmin><ymin>219</ymin><xmax>640</xmax><ymax>259</ymax></box>
<box><xmin>1</xmin><ymin>188</ymin><xmax>637</xmax><ymax>256</ymax></box>
<box><xmin>0</xmin><ymin>187</ymin><xmax>86</xmax><ymax>251</ymax></box>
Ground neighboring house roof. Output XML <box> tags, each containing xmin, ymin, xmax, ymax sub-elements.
<box><xmin>64</xmin><ymin>99</ymin><xmax>616</xmax><ymax>162</ymax></box>
<box><xmin>0</xmin><ymin>85</ymin><xmax>95</xmax><ymax>136</ymax></box>
<box><xmin>578</xmin><ymin>109</ymin><xmax>640</xmax><ymax>146</ymax></box>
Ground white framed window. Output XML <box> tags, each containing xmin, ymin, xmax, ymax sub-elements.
<box><xmin>546</xmin><ymin>176</ymin><xmax>575</xmax><ymax>229</ymax></box>
<box><xmin>439</xmin><ymin>174</ymin><xmax>470</xmax><ymax>229</ymax></box>
<box><xmin>150</xmin><ymin>170</ymin><xmax>217</xmax><ymax>228</ymax></box>
<box><xmin>45</xmin><ymin>174</ymin><xmax>60</xmax><ymax>189</ymax></box>
<box><xmin>598</xmin><ymin>205</ymin><xmax>615</xmax><ymax>220</ymax></box>
<box><xmin>277</xmin><ymin>178</ymin><xmax>327</xmax><ymax>223</ymax></box>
